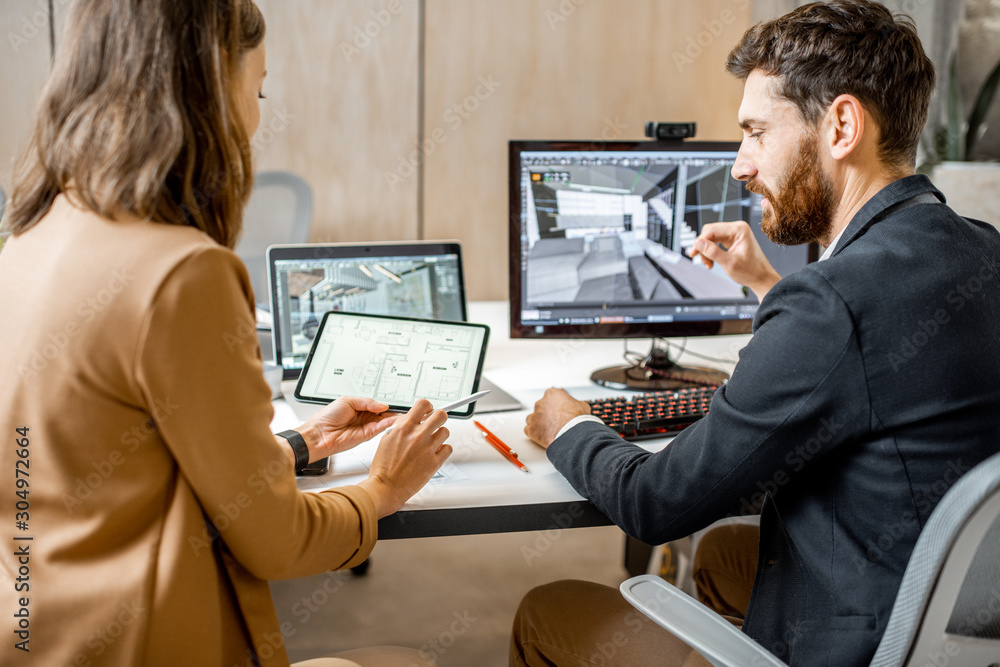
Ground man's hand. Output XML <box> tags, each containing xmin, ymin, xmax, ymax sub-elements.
<box><xmin>524</xmin><ymin>388</ymin><xmax>591</xmax><ymax>449</ymax></box>
<box><xmin>300</xmin><ymin>396</ymin><xmax>400</xmax><ymax>460</ymax></box>
<box><xmin>689</xmin><ymin>221</ymin><xmax>782</xmax><ymax>302</ymax></box>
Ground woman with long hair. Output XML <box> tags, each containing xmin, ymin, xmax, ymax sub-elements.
<box><xmin>0</xmin><ymin>1</ymin><xmax>447</xmax><ymax>664</ymax></box>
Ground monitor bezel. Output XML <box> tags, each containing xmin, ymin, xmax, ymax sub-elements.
<box><xmin>507</xmin><ymin>139</ymin><xmax>819</xmax><ymax>340</ymax></box>
<box><xmin>267</xmin><ymin>240</ymin><xmax>469</xmax><ymax>379</ymax></box>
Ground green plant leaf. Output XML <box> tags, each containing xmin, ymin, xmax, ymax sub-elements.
<box><xmin>965</xmin><ymin>56</ymin><xmax>1000</xmax><ymax>159</ymax></box>
<box><xmin>935</xmin><ymin>127</ymin><xmax>951</xmax><ymax>163</ymax></box>
<box><xmin>917</xmin><ymin>132</ymin><xmax>938</xmax><ymax>172</ymax></box>
<box><xmin>947</xmin><ymin>55</ymin><xmax>966</xmax><ymax>161</ymax></box>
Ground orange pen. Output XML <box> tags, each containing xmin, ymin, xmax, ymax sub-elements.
<box><xmin>474</xmin><ymin>421</ymin><xmax>530</xmax><ymax>473</ymax></box>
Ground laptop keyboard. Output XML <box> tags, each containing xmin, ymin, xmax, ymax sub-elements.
<box><xmin>585</xmin><ymin>384</ymin><xmax>719</xmax><ymax>441</ymax></box>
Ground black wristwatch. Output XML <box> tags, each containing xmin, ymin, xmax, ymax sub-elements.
<box><xmin>277</xmin><ymin>429</ymin><xmax>309</xmax><ymax>470</ymax></box>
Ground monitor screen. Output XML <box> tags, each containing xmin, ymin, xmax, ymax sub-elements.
<box><xmin>267</xmin><ymin>242</ymin><xmax>467</xmax><ymax>378</ymax></box>
<box><xmin>508</xmin><ymin>140</ymin><xmax>817</xmax><ymax>340</ymax></box>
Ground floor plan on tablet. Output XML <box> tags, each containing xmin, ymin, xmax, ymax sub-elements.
<box><xmin>297</xmin><ymin>313</ymin><xmax>487</xmax><ymax>407</ymax></box>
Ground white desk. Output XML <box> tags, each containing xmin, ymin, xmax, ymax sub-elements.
<box><xmin>270</xmin><ymin>301</ymin><xmax>750</xmax><ymax>539</ymax></box>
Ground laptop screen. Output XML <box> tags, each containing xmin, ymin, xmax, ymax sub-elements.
<box><xmin>267</xmin><ymin>242</ymin><xmax>467</xmax><ymax>378</ymax></box>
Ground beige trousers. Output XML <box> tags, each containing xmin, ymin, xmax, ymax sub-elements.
<box><xmin>293</xmin><ymin>646</ymin><xmax>436</xmax><ymax>667</ymax></box>
<box><xmin>510</xmin><ymin>524</ymin><xmax>760</xmax><ymax>666</ymax></box>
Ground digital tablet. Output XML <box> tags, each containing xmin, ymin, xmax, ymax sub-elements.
<box><xmin>293</xmin><ymin>312</ymin><xmax>491</xmax><ymax>419</ymax></box>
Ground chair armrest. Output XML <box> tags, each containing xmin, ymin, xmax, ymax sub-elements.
<box><xmin>619</xmin><ymin>575</ymin><xmax>785</xmax><ymax>667</ymax></box>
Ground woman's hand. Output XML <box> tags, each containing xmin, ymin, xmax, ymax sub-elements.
<box><xmin>357</xmin><ymin>399</ymin><xmax>453</xmax><ymax>518</ymax></box>
<box><xmin>299</xmin><ymin>396</ymin><xmax>400</xmax><ymax>460</ymax></box>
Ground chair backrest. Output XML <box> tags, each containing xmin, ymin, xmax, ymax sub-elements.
<box><xmin>235</xmin><ymin>171</ymin><xmax>313</xmax><ymax>303</ymax></box>
<box><xmin>0</xmin><ymin>186</ymin><xmax>8</xmax><ymax>252</ymax></box>
<box><xmin>871</xmin><ymin>450</ymin><xmax>1000</xmax><ymax>666</ymax></box>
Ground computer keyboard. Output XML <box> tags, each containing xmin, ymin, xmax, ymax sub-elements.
<box><xmin>585</xmin><ymin>384</ymin><xmax>719</xmax><ymax>441</ymax></box>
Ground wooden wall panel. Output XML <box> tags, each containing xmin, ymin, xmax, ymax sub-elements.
<box><xmin>0</xmin><ymin>0</ymin><xmax>53</xmax><ymax>209</ymax></box>
<box><xmin>250</xmin><ymin>0</ymin><xmax>420</xmax><ymax>244</ymax></box>
<box><xmin>4</xmin><ymin>0</ymin><xmax>752</xmax><ymax>293</ymax></box>
<box><xmin>423</xmin><ymin>0</ymin><xmax>752</xmax><ymax>300</ymax></box>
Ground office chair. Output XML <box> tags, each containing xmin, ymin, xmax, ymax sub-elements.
<box><xmin>0</xmin><ymin>186</ymin><xmax>8</xmax><ymax>252</ymax></box>
<box><xmin>235</xmin><ymin>170</ymin><xmax>313</xmax><ymax>304</ymax></box>
<box><xmin>620</xmin><ymin>450</ymin><xmax>1000</xmax><ymax>667</ymax></box>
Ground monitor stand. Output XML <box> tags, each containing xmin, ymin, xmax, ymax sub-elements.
<box><xmin>590</xmin><ymin>340</ymin><xmax>729</xmax><ymax>391</ymax></box>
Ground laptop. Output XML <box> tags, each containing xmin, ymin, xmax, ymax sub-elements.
<box><xmin>265</xmin><ymin>241</ymin><xmax>522</xmax><ymax>413</ymax></box>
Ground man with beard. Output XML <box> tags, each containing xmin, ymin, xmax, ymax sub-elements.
<box><xmin>509</xmin><ymin>1</ymin><xmax>1000</xmax><ymax>666</ymax></box>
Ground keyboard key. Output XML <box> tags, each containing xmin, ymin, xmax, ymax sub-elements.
<box><xmin>585</xmin><ymin>384</ymin><xmax>719</xmax><ymax>441</ymax></box>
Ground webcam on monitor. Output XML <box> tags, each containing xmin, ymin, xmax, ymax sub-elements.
<box><xmin>644</xmin><ymin>122</ymin><xmax>697</xmax><ymax>141</ymax></box>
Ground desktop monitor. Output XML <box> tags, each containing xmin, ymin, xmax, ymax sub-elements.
<box><xmin>508</xmin><ymin>139</ymin><xmax>818</xmax><ymax>390</ymax></box>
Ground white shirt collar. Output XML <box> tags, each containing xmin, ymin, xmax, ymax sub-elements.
<box><xmin>819</xmin><ymin>225</ymin><xmax>849</xmax><ymax>261</ymax></box>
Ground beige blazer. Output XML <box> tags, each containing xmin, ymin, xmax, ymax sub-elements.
<box><xmin>0</xmin><ymin>197</ymin><xmax>377</xmax><ymax>665</ymax></box>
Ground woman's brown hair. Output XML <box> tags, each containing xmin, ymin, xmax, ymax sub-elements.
<box><xmin>8</xmin><ymin>0</ymin><xmax>265</xmax><ymax>248</ymax></box>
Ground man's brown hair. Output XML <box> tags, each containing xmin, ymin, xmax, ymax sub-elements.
<box><xmin>8</xmin><ymin>0</ymin><xmax>266</xmax><ymax>248</ymax></box>
<box><xmin>726</xmin><ymin>0</ymin><xmax>935</xmax><ymax>167</ymax></box>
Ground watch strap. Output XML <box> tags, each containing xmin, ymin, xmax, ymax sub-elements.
<box><xmin>277</xmin><ymin>429</ymin><xmax>309</xmax><ymax>470</ymax></box>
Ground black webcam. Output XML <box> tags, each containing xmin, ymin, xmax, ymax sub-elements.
<box><xmin>644</xmin><ymin>122</ymin><xmax>697</xmax><ymax>141</ymax></box>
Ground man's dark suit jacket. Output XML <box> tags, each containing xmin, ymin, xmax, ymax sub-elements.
<box><xmin>547</xmin><ymin>175</ymin><xmax>1000</xmax><ymax>665</ymax></box>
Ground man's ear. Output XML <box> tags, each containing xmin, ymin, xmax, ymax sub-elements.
<box><xmin>825</xmin><ymin>94</ymin><xmax>866</xmax><ymax>161</ymax></box>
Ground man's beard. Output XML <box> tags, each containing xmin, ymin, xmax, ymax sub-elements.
<box><xmin>746</xmin><ymin>136</ymin><xmax>836</xmax><ymax>246</ymax></box>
